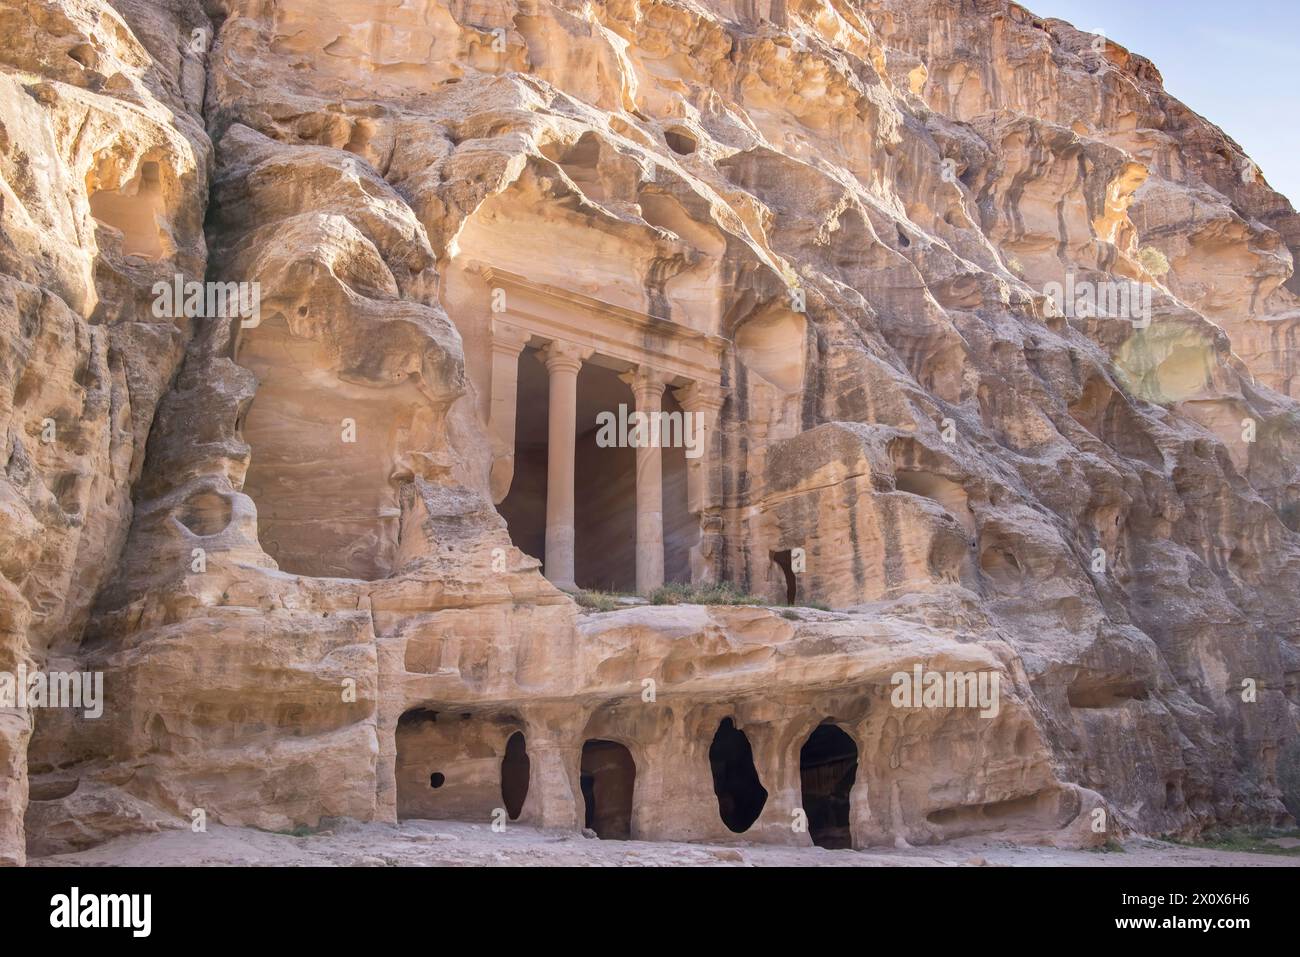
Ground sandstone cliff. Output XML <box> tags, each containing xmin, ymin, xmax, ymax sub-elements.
<box><xmin>2</xmin><ymin>0</ymin><xmax>1298</xmax><ymax>865</ymax></box>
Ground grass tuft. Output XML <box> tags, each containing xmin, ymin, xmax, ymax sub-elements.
<box><xmin>1087</xmin><ymin>837</ymin><xmax>1126</xmax><ymax>853</ymax></box>
<box><xmin>1168</xmin><ymin>826</ymin><xmax>1300</xmax><ymax>857</ymax></box>
<box><xmin>648</xmin><ymin>581</ymin><xmax>765</xmax><ymax>606</ymax></box>
<box><xmin>573</xmin><ymin>589</ymin><xmax>624</xmax><ymax>612</ymax></box>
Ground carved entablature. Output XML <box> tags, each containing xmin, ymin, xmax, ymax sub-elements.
<box><xmin>473</xmin><ymin>263</ymin><xmax>728</xmax><ymax>390</ymax></box>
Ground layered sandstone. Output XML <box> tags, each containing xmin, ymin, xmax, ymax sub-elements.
<box><xmin>1</xmin><ymin>0</ymin><xmax>1298</xmax><ymax>865</ymax></box>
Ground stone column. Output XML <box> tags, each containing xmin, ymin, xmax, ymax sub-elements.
<box><xmin>519</xmin><ymin>705</ymin><xmax>586</xmax><ymax>830</ymax></box>
<box><xmin>488</xmin><ymin>320</ymin><xmax>531</xmax><ymax>504</ymax></box>
<box><xmin>539</xmin><ymin>340</ymin><xmax>590</xmax><ymax>591</ymax></box>
<box><xmin>673</xmin><ymin>380</ymin><xmax>724</xmax><ymax>514</ymax></box>
<box><xmin>621</xmin><ymin>366</ymin><xmax>669</xmax><ymax>594</ymax></box>
<box><xmin>674</xmin><ymin>380</ymin><xmax>724</xmax><ymax>584</ymax></box>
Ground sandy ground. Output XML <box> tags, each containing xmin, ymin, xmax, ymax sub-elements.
<box><xmin>29</xmin><ymin>820</ymin><xmax>1300</xmax><ymax>867</ymax></box>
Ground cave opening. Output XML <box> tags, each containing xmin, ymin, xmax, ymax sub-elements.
<box><xmin>708</xmin><ymin>718</ymin><xmax>768</xmax><ymax>832</ymax></box>
<box><xmin>579</xmin><ymin>739</ymin><xmax>635</xmax><ymax>839</ymax></box>
<box><xmin>395</xmin><ymin>708</ymin><xmax>527</xmax><ymax>823</ymax></box>
<box><xmin>799</xmin><ymin>723</ymin><xmax>858</xmax><ymax>849</ymax></box>
<box><xmin>664</xmin><ymin>127</ymin><xmax>697</xmax><ymax>155</ymax></box>
<box><xmin>500</xmin><ymin>730</ymin><xmax>530</xmax><ymax>820</ymax></box>
<box><xmin>770</xmin><ymin>549</ymin><xmax>797</xmax><ymax>603</ymax></box>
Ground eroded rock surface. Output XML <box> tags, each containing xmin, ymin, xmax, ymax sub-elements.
<box><xmin>2</xmin><ymin>0</ymin><xmax>1298</xmax><ymax>865</ymax></box>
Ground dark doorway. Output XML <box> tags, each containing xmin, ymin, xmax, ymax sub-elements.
<box><xmin>709</xmin><ymin>718</ymin><xmax>768</xmax><ymax>832</ymax></box>
<box><xmin>573</xmin><ymin>364</ymin><xmax>637</xmax><ymax>590</ymax></box>
<box><xmin>580</xmin><ymin>739</ymin><xmax>636</xmax><ymax>839</ymax></box>
<box><xmin>771</xmin><ymin>549</ymin><xmax>796</xmax><ymax>603</ymax></box>
<box><xmin>799</xmin><ymin>723</ymin><xmax>857</xmax><ymax>849</ymax></box>
<box><xmin>500</xmin><ymin>731</ymin><xmax>530</xmax><ymax>820</ymax></box>
<box><xmin>498</xmin><ymin>347</ymin><xmax>549</xmax><ymax>567</ymax></box>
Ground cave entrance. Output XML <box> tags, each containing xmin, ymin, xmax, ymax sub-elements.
<box><xmin>579</xmin><ymin>739</ymin><xmax>635</xmax><ymax>839</ymax></box>
<box><xmin>799</xmin><ymin>723</ymin><xmax>858</xmax><ymax>849</ymax></box>
<box><xmin>770</xmin><ymin>549</ymin><xmax>797</xmax><ymax>603</ymax></box>
<box><xmin>396</xmin><ymin>708</ymin><xmax>527</xmax><ymax>823</ymax></box>
<box><xmin>709</xmin><ymin>718</ymin><xmax>768</xmax><ymax>832</ymax></box>
<box><xmin>500</xmin><ymin>730</ymin><xmax>530</xmax><ymax>820</ymax></box>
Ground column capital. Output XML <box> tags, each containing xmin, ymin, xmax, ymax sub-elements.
<box><xmin>490</xmin><ymin>319</ymin><xmax>532</xmax><ymax>357</ymax></box>
<box><xmin>538</xmin><ymin>339</ymin><xmax>592</xmax><ymax>375</ymax></box>
<box><xmin>673</xmin><ymin>379</ymin><xmax>725</xmax><ymax>414</ymax></box>
<box><xmin>619</xmin><ymin>365</ymin><xmax>671</xmax><ymax>406</ymax></box>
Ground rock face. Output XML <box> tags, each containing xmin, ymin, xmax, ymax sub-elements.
<box><xmin>2</xmin><ymin>0</ymin><xmax>1298</xmax><ymax>865</ymax></box>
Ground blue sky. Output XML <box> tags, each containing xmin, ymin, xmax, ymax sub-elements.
<box><xmin>1023</xmin><ymin>0</ymin><xmax>1300</xmax><ymax>206</ymax></box>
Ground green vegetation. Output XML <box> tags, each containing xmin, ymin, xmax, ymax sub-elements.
<box><xmin>1088</xmin><ymin>837</ymin><xmax>1126</xmax><ymax>854</ymax></box>
<box><xmin>573</xmin><ymin>589</ymin><xmax>624</xmax><ymax>612</ymax></box>
<box><xmin>1278</xmin><ymin>738</ymin><xmax>1300</xmax><ymax>820</ymax></box>
<box><xmin>574</xmin><ymin>583</ymin><xmax>834</xmax><ymax>613</ymax></box>
<box><xmin>268</xmin><ymin>822</ymin><xmax>326</xmax><ymax>838</ymax></box>
<box><xmin>648</xmin><ymin>581</ymin><xmax>765</xmax><ymax>606</ymax></box>
<box><xmin>1169</xmin><ymin>826</ymin><xmax>1300</xmax><ymax>857</ymax></box>
<box><xmin>1137</xmin><ymin>245</ymin><xmax>1170</xmax><ymax>277</ymax></box>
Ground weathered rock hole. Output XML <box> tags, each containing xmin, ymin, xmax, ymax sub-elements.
<box><xmin>1229</xmin><ymin>546</ymin><xmax>1259</xmax><ymax>578</ymax></box>
<box><xmin>664</xmin><ymin>127</ymin><xmax>696</xmax><ymax>155</ymax></box>
<box><xmin>52</xmin><ymin>471</ymin><xmax>80</xmax><ymax>514</ymax></box>
<box><xmin>429</xmin><ymin>772</ymin><xmax>445</xmax><ymax>788</ymax></box>
<box><xmin>67</xmin><ymin>44</ymin><xmax>95</xmax><ymax>69</ymax></box>
<box><xmin>709</xmin><ymin>718</ymin><xmax>768</xmax><ymax>833</ymax></box>
<box><xmin>1280</xmin><ymin>500</ymin><xmax>1300</xmax><ymax>533</ymax></box>
<box><xmin>177</xmin><ymin>491</ymin><xmax>233</xmax><ymax>536</ymax></box>
<box><xmin>735</xmin><ymin>307</ymin><xmax>807</xmax><ymax>392</ymax></box>
<box><xmin>799</xmin><ymin>723</ymin><xmax>857</xmax><ymax>849</ymax></box>
<box><xmin>343</xmin><ymin>119</ymin><xmax>373</xmax><ymax>157</ymax></box>
<box><xmin>1067</xmin><ymin>680</ymin><xmax>1149</xmax><ymax>708</ymax></box>
<box><xmin>28</xmin><ymin>778</ymin><xmax>78</xmax><ymax>801</ymax></box>
<box><xmin>12</xmin><ymin>370</ymin><xmax>39</xmax><ymax>407</ymax></box>
<box><xmin>540</xmin><ymin>132</ymin><xmax>608</xmax><ymax>201</ymax></box>
<box><xmin>979</xmin><ymin>544</ymin><xmax>1022</xmax><ymax>587</ymax></box>
<box><xmin>926</xmin><ymin>789</ymin><xmax>1067</xmax><ymax>837</ymax></box>
<box><xmin>88</xmin><ymin>160</ymin><xmax>167</xmax><ymax>259</ymax></box>
<box><xmin>580</xmin><ymin>739</ymin><xmax>635</xmax><ymax>839</ymax></box>
<box><xmin>894</xmin><ymin>469</ymin><xmax>975</xmax><ymax>534</ymax></box>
